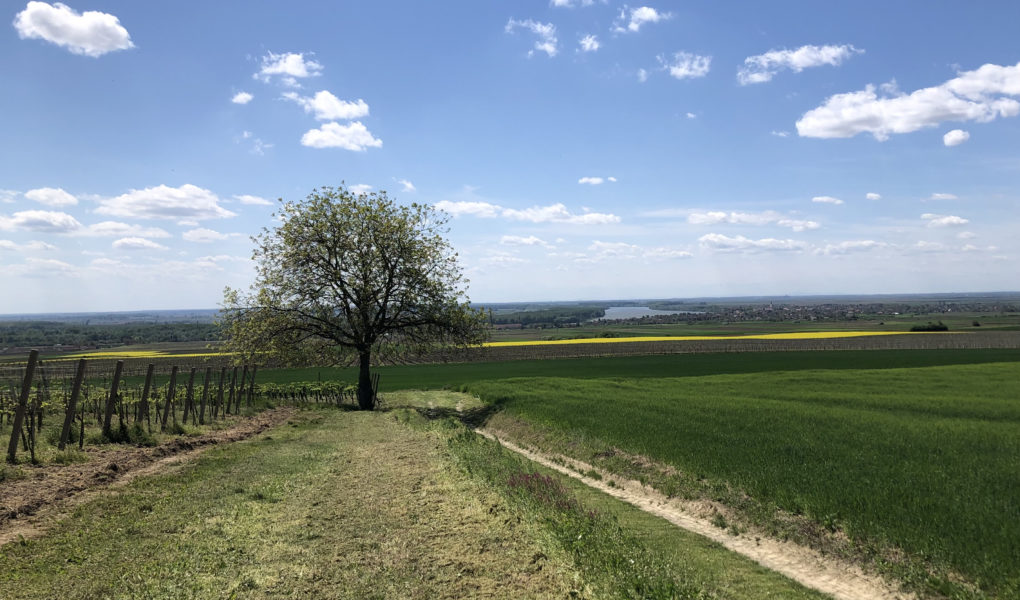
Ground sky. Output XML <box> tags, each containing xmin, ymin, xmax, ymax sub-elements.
<box><xmin>1</xmin><ymin>1</ymin><xmax>1019</xmax><ymax>313</ymax></box>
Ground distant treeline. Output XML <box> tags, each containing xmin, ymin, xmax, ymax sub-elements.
<box><xmin>489</xmin><ymin>307</ymin><xmax>606</xmax><ymax>326</ymax></box>
<box><xmin>0</xmin><ymin>321</ymin><xmax>223</xmax><ymax>347</ymax></box>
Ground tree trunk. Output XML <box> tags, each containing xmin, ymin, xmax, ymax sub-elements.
<box><xmin>357</xmin><ymin>351</ymin><xmax>374</xmax><ymax>410</ymax></box>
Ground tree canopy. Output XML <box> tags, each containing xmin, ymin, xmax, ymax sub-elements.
<box><xmin>220</xmin><ymin>185</ymin><xmax>488</xmax><ymax>409</ymax></box>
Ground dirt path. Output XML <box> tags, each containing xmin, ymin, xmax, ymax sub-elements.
<box><xmin>0</xmin><ymin>408</ymin><xmax>293</xmax><ymax>547</ymax></box>
<box><xmin>478</xmin><ymin>428</ymin><xmax>916</xmax><ymax>600</ymax></box>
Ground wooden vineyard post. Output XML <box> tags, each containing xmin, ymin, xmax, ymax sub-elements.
<box><xmin>214</xmin><ymin>367</ymin><xmax>225</xmax><ymax>419</ymax></box>
<box><xmin>182</xmin><ymin>368</ymin><xmax>196</xmax><ymax>425</ymax></box>
<box><xmin>6</xmin><ymin>350</ymin><xmax>38</xmax><ymax>464</ymax></box>
<box><xmin>139</xmin><ymin>364</ymin><xmax>155</xmax><ymax>433</ymax></box>
<box><xmin>101</xmin><ymin>361</ymin><xmax>125</xmax><ymax>439</ymax></box>
<box><xmin>226</xmin><ymin>366</ymin><xmax>237</xmax><ymax>416</ymax></box>
<box><xmin>58</xmin><ymin>359</ymin><xmax>87</xmax><ymax>451</ymax></box>
<box><xmin>235</xmin><ymin>365</ymin><xmax>248</xmax><ymax>415</ymax></box>
<box><xmin>247</xmin><ymin>365</ymin><xmax>258</xmax><ymax>409</ymax></box>
<box><xmin>161</xmin><ymin>366</ymin><xmax>178</xmax><ymax>432</ymax></box>
<box><xmin>199</xmin><ymin>367</ymin><xmax>211</xmax><ymax>425</ymax></box>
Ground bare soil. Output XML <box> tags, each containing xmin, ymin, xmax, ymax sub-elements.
<box><xmin>480</xmin><ymin>428</ymin><xmax>918</xmax><ymax>600</ymax></box>
<box><xmin>0</xmin><ymin>408</ymin><xmax>293</xmax><ymax>546</ymax></box>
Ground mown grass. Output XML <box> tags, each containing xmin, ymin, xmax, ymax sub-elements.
<box><xmin>259</xmin><ymin>347</ymin><xmax>1020</xmax><ymax>390</ymax></box>
<box><xmin>463</xmin><ymin>362</ymin><xmax>1020</xmax><ymax>599</ymax></box>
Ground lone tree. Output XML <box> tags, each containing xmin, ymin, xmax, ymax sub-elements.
<box><xmin>220</xmin><ymin>185</ymin><xmax>488</xmax><ymax>410</ymax></box>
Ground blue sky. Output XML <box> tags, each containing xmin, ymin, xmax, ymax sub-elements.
<box><xmin>1</xmin><ymin>1</ymin><xmax>1018</xmax><ymax>312</ymax></box>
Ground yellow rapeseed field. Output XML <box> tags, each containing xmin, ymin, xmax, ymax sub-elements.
<box><xmin>483</xmin><ymin>331</ymin><xmax>950</xmax><ymax>348</ymax></box>
<box><xmin>58</xmin><ymin>350</ymin><xmax>228</xmax><ymax>359</ymax></box>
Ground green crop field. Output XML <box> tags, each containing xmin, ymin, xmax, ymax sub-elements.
<box><xmin>460</xmin><ymin>361</ymin><xmax>1020</xmax><ymax>598</ymax></box>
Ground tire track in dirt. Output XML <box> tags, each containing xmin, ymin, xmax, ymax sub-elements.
<box><xmin>0</xmin><ymin>408</ymin><xmax>293</xmax><ymax>547</ymax></box>
<box><xmin>478</xmin><ymin>428</ymin><xmax>916</xmax><ymax>600</ymax></box>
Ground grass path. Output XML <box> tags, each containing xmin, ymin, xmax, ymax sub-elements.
<box><xmin>0</xmin><ymin>409</ymin><xmax>579</xmax><ymax>599</ymax></box>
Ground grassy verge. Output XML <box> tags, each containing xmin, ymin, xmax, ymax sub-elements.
<box><xmin>463</xmin><ymin>362</ymin><xmax>1020</xmax><ymax>599</ymax></box>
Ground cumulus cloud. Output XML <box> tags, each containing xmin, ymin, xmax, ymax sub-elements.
<box><xmin>771</xmin><ymin>130</ymin><xmax>790</xmax><ymax>137</ymax></box>
<box><xmin>614</xmin><ymin>6</ymin><xmax>672</xmax><ymax>33</ymax></box>
<box><xmin>699</xmin><ymin>233</ymin><xmax>807</xmax><ymax>253</ymax></box>
<box><xmin>0</xmin><ymin>190</ymin><xmax>18</xmax><ymax>204</ymax></box>
<box><xmin>644</xmin><ymin>247</ymin><xmax>693</xmax><ymax>259</ymax></box>
<box><xmin>397</xmin><ymin>179</ymin><xmax>416</xmax><ymax>193</ymax></box>
<box><xmin>0</xmin><ymin>210</ymin><xmax>81</xmax><ymax>233</ymax></box>
<box><xmin>928</xmin><ymin>192</ymin><xmax>958</xmax><ymax>200</ymax></box>
<box><xmin>505</xmin><ymin>18</ymin><xmax>558</xmax><ymax>57</ymax></box>
<box><xmin>685</xmin><ymin>210</ymin><xmax>820</xmax><ymax>232</ymax></box>
<box><xmin>812</xmin><ymin>195</ymin><xmax>844</xmax><ymax>205</ymax></box>
<box><xmin>435</xmin><ymin>201</ymin><xmax>619</xmax><ymax>224</ymax></box>
<box><xmin>658</xmin><ymin>52</ymin><xmax>711</xmax><ymax>80</ymax></box>
<box><xmin>738</xmin><ymin>44</ymin><xmax>861</xmax><ymax>85</ymax></box>
<box><xmin>283</xmin><ymin>90</ymin><xmax>370</xmax><ymax>120</ymax></box>
<box><xmin>79</xmin><ymin>221</ymin><xmax>171</xmax><ymax>238</ymax></box>
<box><xmin>866</xmin><ymin>192</ymin><xmax>882</xmax><ymax>200</ymax></box>
<box><xmin>922</xmin><ymin>213</ymin><xmax>969</xmax><ymax>227</ymax></box>
<box><xmin>796</xmin><ymin>61</ymin><xmax>1020</xmax><ymax>140</ymax></box>
<box><xmin>500</xmin><ymin>235</ymin><xmax>553</xmax><ymax>248</ymax></box>
<box><xmin>637</xmin><ymin>68</ymin><xmax>648</xmax><ymax>83</ymax></box>
<box><xmin>14</xmin><ymin>1</ymin><xmax>133</xmax><ymax>57</ymax></box>
<box><xmin>551</xmin><ymin>0</ymin><xmax>594</xmax><ymax>6</ymax></box>
<box><xmin>112</xmin><ymin>237</ymin><xmax>168</xmax><ymax>251</ymax></box>
<box><xmin>816</xmin><ymin>240</ymin><xmax>886</xmax><ymax>255</ymax></box>
<box><xmin>7</xmin><ymin>257</ymin><xmax>76</xmax><ymax>277</ymax></box>
<box><xmin>254</xmin><ymin>51</ymin><xmax>323</xmax><ymax>86</ymax></box>
<box><xmin>349</xmin><ymin>184</ymin><xmax>373</xmax><ymax>195</ymax></box>
<box><xmin>300</xmin><ymin>121</ymin><xmax>382</xmax><ymax>151</ymax></box>
<box><xmin>96</xmin><ymin>184</ymin><xmax>237</xmax><ymax>221</ymax></box>
<box><xmin>182</xmin><ymin>228</ymin><xmax>238</xmax><ymax>243</ymax></box>
<box><xmin>578</xmin><ymin>176</ymin><xmax>617</xmax><ymax>185</ymax></box>
<box><xmin>943</xmin><ymin>129</ymin><xmax>970</xmax><ymax>146</ymax></box>
<box><xmin>235</xmin><ymin>194</ymin><xmax>273</xmax><ymax>206</ymax></box>
<box><xmin>578</xmin><ymin>34</ymin><xmax>600</xmax><ymax>53</ymax></box>
<box><xmin>0</xmin><ymin>239</ymin><xmax>57</xmax><ymax>252</ymax></box>
<box><xmin>24</xmin><ymin>187</ymin><xmax>77</xmax><ymax>207</ymax></box>
<box><xmin>231</xmin><ymin>92</ymin><xmax>253</xmax><ymax>105</ymax></box>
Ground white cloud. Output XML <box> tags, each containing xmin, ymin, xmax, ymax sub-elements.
<box><xmin>699</xmin><ymin>233</ymin><xmax>807</xmax><ymax>253</ymax></box>
<box><xmin>0</xmin><ymin>239</ymin><xmax>57</xmax><ymax>252</ymax></box>
<box><xmin>79</xmin><ymin>221</ymin><xmax>171</xmax><ymax>238</ymax></box>
<box><xmin>961</xmin><ymin>244</ymin><xmax>979</xmax><ymax>252</ymax></box>
<box><xmin>686</xmin><ymin>112</ymin><xmax>697</xmax><ymax>119</ymax></box>
<box><xmin>14</xmin><ymin>1</ymin><xmax>133</xmax><ymax>57</ymax></box>
<box><xmin>578</xmin><ymin>176</ymin><xmax>616</xmax><ymax>185</ymax></box>
<box><xmin>231</xmin><ymin>92</ymin><xmax>253</xmax><ymax>105</ymax></box>
<box><xmin>551</xmin><ymin>0</ymin><xmax>594</xmax><ymax>6</ymax></box>
<box><xmin>929</xmin><ymin>192</ymin><xmax>958</xmax><ymax>200</ymax></box>
<box><xmin>644</xmin><ymin>247</ymin><xmax>693</xmax><ymax>260</ymax></box>
<box><xmin>943</xmin><ymin>129</ymin><xmax>970</xmax><ymax>146</ymax></box>
<box><xmin>397</xmin><ymin>179</ymin><xmax>416</xmax><ymax>193</ymax></box>
<box><xmin>771</xmin><ymin>130</ymin><xmax>790</xmax><ymax>138</ymax></box>
<box><xmin>738</xmin><ymin>44</ymin><xmax>862</xmax><ymax>85</ymax></box>
<box><xmin>812</xmin><ymin>195</ymin><xmax>844</xmax><ymax>205</ymax></box>
<box><xmin>0</xmin><ymin>190</ymin><xmax>18</xmax><ymax>204</ymax></box>
<box><xmin>922</xmin><ymin>213</ymin><xmax>969</xmax><ymax>227</ymax></box>
<box><xmin>957</xmin><ymin>231</ymin><xmax>976</xmax><ymax>240</ymax></box>
<box><xmin>283</xmin><ymin>90</ymin><xmax>370</xmax><ymax>120</ymax></box>
<box><xmin>816</xmin><ymin>240</ymin><xmax>886</xmax><ymax>255</ymax></box>
<box><xmin>235</xmin><ymin>194</ymin><xmax>273</xmax><ymax>206</ymax></box>
<box><xmin>914</xmin><ymin>240</ymin><xmax>946</xmax><ymax>252</ymax></box>
<box><xmin>866</xmin><ymin>192</ymin><xmax>882</xmax><ymax>200</ymax></box>
<box><xmin>796</xmin><ymin>61</ymin><xmax>1020</xmax><ymax>140</ymax></box>
<box><xmin>112</xmin><ymin>237</ymin><xmax>168</xmax><ymax>251</ymax></box>
<box><xmin>637</xmin><ymin>68</ymin><xmax>648</xmax><ymax>83</ymax></box>
<box><xmin>685</xmin><ymin>210</ymin><xmax>820</xmax><ymax>232</ymax></box>
<box><xmin>614</xmin><ymin>6</ymin><xmax>672</xmax><ymax>33</ymax></box>
<box><xmin>349</xmin><ymin>184</ymin><xmax>373</xmax><ymax>195</ymax></box>
<box><xmin>658</xmin><ymin>52</ymin><xmax>712</xmax><ymax>80</ymax></box>
<box><xmin>0</xmin><ymin>210</ymin><xmax>81</xmax><ymax>233</ymax></box>
<box><xmin>579</xmin><ymin>34</ymin><xmax>600</xmax><ymax>53</ymax></box>
<box><xmin>300</xmin><ymin>121</ymin><xmax>382</xmax><ymax>151</ymax></box>
<box><xmin>182</xmin><ymin>228</ymin><xmax>237</xmax><ymax>243</ymax></box>
<box><xmin>436</xmin><ymin>200</ymin><xmax>619</xmax><ymax>224</ymax></box>
<box><xmin>7</xmin><ymin>257</ymin><xmax>76</xmax><ymax>277</ymax></box>
<box><xmin>255</xmin><ymin>51</ymin><xmax>323</xmax><ymax>85</ymax></box>
<box><xmin>481</xmin><ymin>252</ymin><xmax>527</xmax><ymax>266</ymax></box>
<box><xmin>588</xmin><ymin>240</ymin><xmax>640</xmax><ymax>259</ymax></box>
<box><xmin>501</xmin><ymin>235</ymin><xmax>552</xmax><ymax>248</ymax></box>
<box><xmin>96</xmin><ymin>184</ymin><xmax>237</xmax><ymax>221</ymax></box>
<box><xmin>505</xmin><ymin>18</ymin><xmax>558</xmax><ymax>57</ymax></box>
<box><xmin>24</xmin><ymin>187</ymin><xmax>77</xmax><ymax>207</ymax></box>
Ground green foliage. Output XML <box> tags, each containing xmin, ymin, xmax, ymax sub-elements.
<box><xmin>910</xmin><ymin>321</ymin><xmax>949</xmax><ymax>331</ymax></box>
<box><xmin>464</xmin><ymin>362</ymin><xmax>1020</xmax><ymax>597</ymax></box>
<box><xmin>0</xmin><ymin>322</ymin><xmax>221</xmax><ymax>347</ymax></box>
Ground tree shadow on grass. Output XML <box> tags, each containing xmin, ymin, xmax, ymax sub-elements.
<box><xmin>407</xmin><ymin>404</ymin><xmax>503</xmax><ymax>429</ymax></box>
